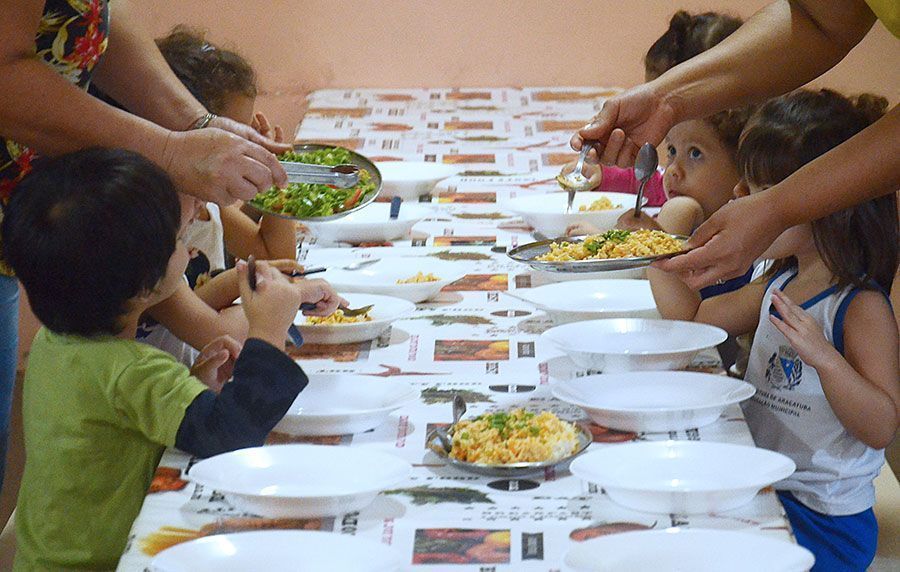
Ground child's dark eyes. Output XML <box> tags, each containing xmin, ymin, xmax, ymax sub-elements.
<box><xmin>688</xmin><ymin>147</ymin><xmax>702</xmax><ymax>159</ymax></box>
<box><xmin>666</xmin><ymin>145</ymin><xmax>676</xmax><ymax>158</ymax></box>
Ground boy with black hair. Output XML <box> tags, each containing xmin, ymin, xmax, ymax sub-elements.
<box><xmin>1</xmin><ymin>148</ymin><xmax>341</xmax><ymax>569</ymax></box>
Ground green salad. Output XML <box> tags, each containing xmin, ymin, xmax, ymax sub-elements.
<box><xmin>250</xmin><ymin>147</ymin><xmax>377</xmax><ymax>218</ymax></box>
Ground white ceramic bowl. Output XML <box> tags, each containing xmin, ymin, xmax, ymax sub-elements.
<box><xmin>275</xmin><ymin>375</ymin><xmax>418</xmax><ymax>436</ymax></box>
<box><xmin>325</xmin><ymin>258</ymin><xmax>466</xmax><ymax>303</ymax></box>
<box><xmin>541</xmin><ymin>319</ymin><xmax>727</xmax><ymax>372</ymax></box>
<box><xmin>570</xmin><ymin>441</ymin><xmax>795</xmax><ymax>514</ymax></box>
<box><xmin>187</xmin><ymin>445</ymin><xmax>411</xmax><ymax>518</ymax></box>
<box><xmin>151</xmin><ymin>530</ymin><xmax>403</xmax><ymax>572</ymax></box>
<box><xmin>565</xmin><ymin>529</ymin><xmax>814</xmax><ymax>572</ymax></box>
<box><xmin>532</xmin><ymin>267</ymin><xmax>645</xmax><ymax>282</ymax></box>
<box><xmin>304</xmin><ymin>202</ymin><xmax>431</xmax><ymax>244</ymax></box>
<box><xmin>376</xmin><ymin>161</ymin><xmax>459</xmax><ymax>200</ymax></box>
<box><xmin>507</xmin><ymin>191</ymin><xmax>637</xmax><ymax>237</ymax></box>
<box><xmin>551</xmin><ymin>371</ymin><xmax>755</xmax><ymax>432</ymax></box>
<box><xmin>512</xmin><ymin>280</ymin><xmax>658</xmax><ymax>325</ymax></box>
<box><xmin>295</xmin><ymin>293</ymin><xmax>415</xmax><ymax>344</ymax></box>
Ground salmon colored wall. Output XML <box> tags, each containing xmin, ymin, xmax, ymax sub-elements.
<box><xmin>140</xmin><ymin>0</ymin><xmax>899</xmax><ymax>134</ymax></box>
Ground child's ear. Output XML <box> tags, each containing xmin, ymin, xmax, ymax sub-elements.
<box><xmin>733</xmin><ymin>180</ymin><xmax>750</xmax><ymax>199</ymax></box>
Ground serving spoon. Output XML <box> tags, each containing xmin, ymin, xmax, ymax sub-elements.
<box><xmin>557</xmin><ymin>143</ymin><xmax>593</xmax><ymax>213</ymax></box>
<box><xmin>432</xmin><ymin>394</ymin><xmax>468</xmax><ymax>453</ymax></box>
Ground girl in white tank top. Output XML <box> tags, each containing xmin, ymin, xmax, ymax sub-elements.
<box><xmin>648</xmin><ymin>89</ymin><xmax>898</xmax><ymax>571</ymax></box>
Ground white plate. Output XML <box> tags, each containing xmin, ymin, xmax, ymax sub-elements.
<box><xmin>570</xmin><ymin>441</ymin><xmax>795</xmax><ymax>514</ymax></box>
<box><xmin>551</xmin><ymin>371</ymin><xmax>755</xmax><ymax>432</ymax></box>
<box><xmin>507</xmin><ymin>191</ymin><xmax>637</xmax><ymax>237</ymax></box>
<box><xmin>376</xmin><ymin>161</ymin><xmax>459</xmax><ymax>200</ymax></box>
<box><xmin>275</xmin><ymin>375</ymin><xmax>418</xmax><ymax>436</ymax></box>
<box><xmin>325</xmin><ymin>258</ymin><xmax>466</xmax><ymax>303</ymax></box>
<box><xmin>187</xmin><ymin>445</ymin><xmax>411</xmax><ymax>518</ymax></box>
<box><xmin>304</xmin><ymin>202</ymin><xmax>431</xmax><ymax>244</ymax></box>
<box><xmin>151</xmin><ymin>530</ymin><xmax>403</xmax><ymax>572</ymax></box>
<box><xmin>565</xmin><ymin>529</ymin><xmax>814</xmax><ymax>572</ymax></box>
<box><xmin>295</xmin><ymin>293</ymin><xmax>415</xmax><ymax>344</ymax></box>
<box><xmin>541</xmin><ymin>319</ymin><xmax>727</xmax><ymax>372</ymax></box>
<box><xmin>512</xmin><ymin>280</ymin><xmax>658</xmax><ymax>325</ymax></box>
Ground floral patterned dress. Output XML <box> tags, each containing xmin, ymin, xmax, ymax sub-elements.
<box><xmin>0</xmin><ymin>0</ymin><xmax>108</xmax><ymax>273</ymax></box>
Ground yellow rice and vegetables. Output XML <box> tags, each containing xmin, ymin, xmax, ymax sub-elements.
<box><xmin>449</xmin><ymin>409</ymin><xmax>580</xmax><ymax>464</ymax></box>
<box><xmin>578</xmin><ymin>197</ymin><xmax>620</xmax><ymax>212</ymax></box>
<box><xmin>536</xmin><ymin>229</ymin><xmax>683</xmax><ymax>262</ymax></box>
<box><xmin>306</xmin><ymin>308</ymin><xmax>373</xmax><ymax>325</ymax></box>
<box><xmin>397</xmin><ymin>272</ymin><xmax>441</xmax><ymax>284</ymax></box>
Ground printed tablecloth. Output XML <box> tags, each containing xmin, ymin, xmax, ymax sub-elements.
<box><xmin>117</xmin><ymin>88</ymin><xmax>794</xmax><ymax>571</ymax></box>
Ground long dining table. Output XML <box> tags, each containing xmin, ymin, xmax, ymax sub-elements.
<box><xmin>117</xmin><ymin>87</ymin><xmax>796</xmax><ymax>571</ymax></box>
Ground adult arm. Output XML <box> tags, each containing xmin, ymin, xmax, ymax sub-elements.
<box><xmin>575</xmin><ymin>0</ymin><xmax>878</xmax><ymax>164</ymax></box>
<box><xmin>0</xmin><ymin>1</ymin><xmax>287</xmax><ymax>204</ymax></box>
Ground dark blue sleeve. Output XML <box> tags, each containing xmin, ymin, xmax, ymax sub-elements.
<box><xmin>175</xmin><ymin>338</ymin><xmax>307</xmax><ymax>457</ymax></box>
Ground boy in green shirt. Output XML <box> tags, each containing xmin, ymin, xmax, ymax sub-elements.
<box><xmin>1</xmin><ymin>148</ymin><xmax>344</xmax><ymax>570</ymax></box>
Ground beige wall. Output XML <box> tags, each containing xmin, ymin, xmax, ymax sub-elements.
<box><xmin>141</xmin><ymin>0</ymin><xmax>899</xmax><ymax>133</ymax></box>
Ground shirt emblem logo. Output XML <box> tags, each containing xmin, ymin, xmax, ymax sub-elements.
<box><xmin>766</xmin><ymin>345</ymin><xmax>803</xmax><ymax>390</ymax></box>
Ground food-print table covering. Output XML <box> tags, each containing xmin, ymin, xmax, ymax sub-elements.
<box><xmin>118</xmin><ymin>88</ymin><xmax>795</xmax><ymax>571</ymax></box>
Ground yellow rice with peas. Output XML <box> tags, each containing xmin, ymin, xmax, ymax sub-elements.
<box><xmin>536</xmin><ymin>229</ymin><xmax>683</xmax><ymax>262</ymax></box>
<box><xmin>397</xmin><ymin>272</ymin><xmax>441</xmax><ymax>284</ymax></box>
<box><xmin>450</xmin><ymin>409</ymin><xmax>580</xmax><ymax>464</ymax></box>
<box><xmin>306</xmin><ymin>308</ymin><xmax>372</xmax><ymax>325</ymax></box>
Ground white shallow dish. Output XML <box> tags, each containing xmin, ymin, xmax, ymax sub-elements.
<box><xmin>512</xmin><ymin>279</ymin><xmax>658</xmax><ymax>325</ymax></box>
<box><xmin>551</xmin><ymin>371</ymin><xmax>755</xmax><ymax>432</ymax></box>
<box><xmin>541</xmin><ymin>319</ymin><xmax>727</xmax><ymax>372</ymax></box>
<box><xmin>304</xmin><ymin>202</ymin><xmax>431</xmax><ymax>244</ymax></box>
<box><xmin>507</xmin><ymin>191</ymin><xmax>637</xmax><ymax>237</ymax></box>
<box><xmin>188</xmin><ymin>445</ymin><xmax>411</xmax><ymax>518</ymax></box>
<box><xmin>151</xmin><ymin>530</ymin><xmax>403</xmax><ymax>572</ymax></box>
<box><xmin>325</xmin><ymin>258</ymin><xmax>466</xmax><ymax>303</ymax></box>
<box><xmin>376</xmin><ymin>161</ymin><xmax>459</xmax><ymax>200</ymax></box>
<box><xmin>570</xmin><ymin>441</ymin><xmax>795</xmax><ymax>514</ymax></box>
<box><xmin>275</xmin><ymin>375</ymin><xmax>418</xmax><ymax>436</ymax></box>
<box><xmin>295</xmin><ymin>293</ymin><xmax>415</xmax><ymax>344</ymax></box>
<box><xmin>565</xmin><ymin>529</ymin><xmax>814</xmax><ymax>572</ymax></box>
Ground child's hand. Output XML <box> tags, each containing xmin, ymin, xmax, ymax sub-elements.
<box><xmin>769</xmin><ymin>290</ymin><xmax>840</xmax><ymax>368</ymax></box>
<box><xmin>237</xmin><ymin>259</ymin><xmax>303</xmax><ymax>348</ymax></box>
<box><xmin>566</xmin><ymin>222</ymin><xmax>601</xmax><ymax>237</ymax></box>
<box><xmin>252</xmin><ymin>111</ymin><xmax>284</xmax><ymax>143</ymax></box>
<box><xmin>615</xmin><ymin>209</ymin><xmax>661</xmax><ymax>231</ymax></box>
<box><xmin>190</xmin><ymin>335</ymin><xmax>242</xmax><ymax>393</ymax></box>
<box><xmin>295</xmin><ymin>278</ymin><xmax>348</xmax><ymax>317</ymax></box>
<box><xmin>559</xmin><ymin>160</ymin><xmax>602</xmax><ymax>190</ymax></box>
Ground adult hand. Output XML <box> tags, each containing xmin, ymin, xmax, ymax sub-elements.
<box><xmin>163</xmin><ymin>127</ymin><xmax>289</xmax><ymax>205</ymax></box>
<box><xmin>571</xmin><ymin>84</ymin><xmax>676</xmax><ymax>167</ymax></box>
<box><xmin>654</xmin><ymin>193</ymin><xmax>785</xmax><ymax>289</ymax></box>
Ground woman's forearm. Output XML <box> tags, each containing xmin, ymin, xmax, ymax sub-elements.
<box><xmin>765</xmin><ymin>105</ymin><xmax>900</xmax><ymax>228</ymax></box>
<box><xmin>655</xmin><ymin>0</ymin><xmax>876</xmax><ymax>123</ymax></box>
<box><xmin>0</xmin><ymin>58</ymin><xmax>169</xmax><ymax>161</ymax></box>
<box><xmin>90</xmin><ymin>1</ymin><xmax>205</xmax><ymax>131</ymax></box>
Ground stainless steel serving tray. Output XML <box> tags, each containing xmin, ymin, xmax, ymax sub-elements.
<box><xmin>427</xmin><ymin>423</ymin><xmax>593</xmax><ymax>477</ymax></box>
<box><xmin>507</xmin><ymin>234</ymin><xmax>688</xmax><ymax>273</ymax></box>
<box><xmin>249</xmin><ymin>143</ymin><xmax>382</xmax><ymax>222</ymax></box>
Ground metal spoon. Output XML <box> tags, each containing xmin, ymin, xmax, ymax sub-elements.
<box><xmin>557</xmin><ymin>143</ymin><xmax>593</xmax><ymax>213</ymax></box>
<box><xmin>280</xmin><ymin>161</ymin><xmax>360</xmax><ymax>188</ymax></box>
<box><xmin>632</xmin><ymin>143</ymin><xmax>659</xmax><ymax>218</ymax></box>
<box><xmin>433</xmin><ymin>393</ymin><xmax>468</xmax><ymax>453</ymax></box>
